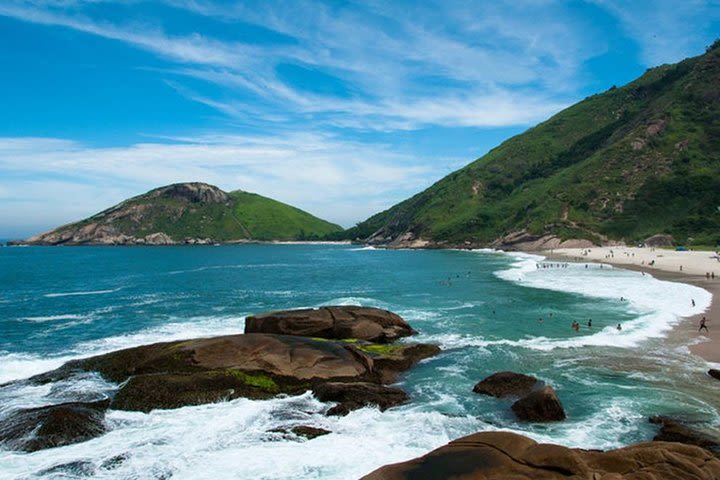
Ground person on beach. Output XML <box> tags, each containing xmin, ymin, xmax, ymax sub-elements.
<box><xmin>692</xmin><ymin>299</ymin><xmax>696</xmax><ymax>307</ymax></box>
<box><xmin>699</xmin><ymin>317</ymin><xmax>709</xmax><ymax>333</ymax></box>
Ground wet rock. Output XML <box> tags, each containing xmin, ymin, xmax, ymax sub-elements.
<box><xmin>40</xmin><ymin>333</ymin><xmax>439</xmax><ymax>412</ymax></box>
<box><xmin>360</xmin><ymin>431</ymin><xmax>720</xmax><ymax>480</ymax></box>
<box><xmin>650</xmin><ymin>416</ymin><xmax>720</xmax><ymax>453</ymax></box>
<box><xmin>0</xmin><ymin>399</ymin><xmax>109</xmax><ymax>452</ymax></box>
<box><xmin>511</xmin><ymin>386</ymin><xmax>566</xmax><ymax>422</ymax></box>
<box><xmin>708</xmin><ymin>369</ymin><xmax>720</xmax><ymax>381</ymax></box>
<box><xmin>37</xmin><ymin>461</ymin><xmax>96</xmax><ymax>477</ymax></box>
<box><xmin>245</xmin><ymin>306</ymin><xmax>416</xmax><ymax>343</ymax></box>
<box><xmin>312</xmin><ymin>382</ymin><xmax>409</xmax><ymax>415</ymax></box>
<box><xmin>473</xmin><ymin>371</ymin><xmax>538</xmax><ymax>398</ymax></box>
<box><xmin>291</xmin><ymin>426</ymin><xmax>331</xmax><ymax>439</ymax></box>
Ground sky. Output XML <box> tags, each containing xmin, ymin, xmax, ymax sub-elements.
<box><xmin>0</xmin><ymin>1</ymin><xmax>718</xmax><ymax>238</ymax></box>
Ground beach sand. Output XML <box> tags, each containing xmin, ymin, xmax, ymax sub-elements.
<box><xmin>546</xmin><ymin>246</ymin><xmax>720</xmax><ymax>364</ymax></box>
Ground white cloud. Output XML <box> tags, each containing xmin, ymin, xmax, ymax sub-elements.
<box><xmin>0</xmin><ymin>0</ymin><xmax>595</xmax><ymax>130</ymax></box>
<box><xmin>0</xmin><ymin>134</ymin><xmax>442</xmax><ymax>234</ymax></box>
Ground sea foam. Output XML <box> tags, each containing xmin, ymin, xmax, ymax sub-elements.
<box><xmin>492</xmin><ymin>252</ymin><xmax>712</xmax><ymax>349</ymax></box>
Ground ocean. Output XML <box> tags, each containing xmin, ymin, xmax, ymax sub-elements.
<box><xmin>0</xmin><ymin>244</ymin><xmax>716</xmax><ymax>479</ymax></box>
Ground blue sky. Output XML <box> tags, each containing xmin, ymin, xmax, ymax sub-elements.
<box><xmin>0</xmin><ymin>0</ymin><xmax>718</xmax><ymax>237</ymax></box>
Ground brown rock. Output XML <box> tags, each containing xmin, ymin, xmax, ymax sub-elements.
<box><xmin>473</xmin><ymin>371</ymin><xmax>538</xmax><ymax>398</ymax></box>
<box><xmin>0</xmin><ymin>400</ymin><xmax>109</xmax><ymax>452</ymax></box>
<box><xmin>39</xmin><ymin>333</ymin><xmax>439</xmax><ymax>413</ymax></box>
<box><xmin>290</xmin><ymin>426</ymin><xmax>331</xmax><ymax>439</ymax></box>
<box><xmin>312</xmin><ymin>382</ymin><xmax>409</xmax><ymax>415</ymax></box>
<box><xmin>511</xmin><ymin>386</ymin><xmax>566</xmax><ymax>422</ymax></box>
<box><xmin>245</xmin><ymin>306</ymin><xmax>416</xmax><ymax>343</ymax></box>
<box><xmin>650</xmin><ymin>416</ymin><xmax>720</xmax><ymax>453</ymax></box>
<box><xmin>360</xmin><ymin>431</ymin><xmax>720</xmax><ymax>480</ymax></box>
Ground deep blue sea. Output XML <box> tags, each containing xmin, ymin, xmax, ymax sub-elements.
<box><xmin>0</xmin><ymin>244</ymin><xmax>716</xmax><ymax>479</ymax></box>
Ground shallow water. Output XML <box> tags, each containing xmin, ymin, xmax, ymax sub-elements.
<box><xmin>0</xmin><ymin>244</ymin><xmax>716</xmax><ymax>479</ymax></box>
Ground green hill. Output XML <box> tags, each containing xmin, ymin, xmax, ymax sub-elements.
<box><xmin>346</xmin><ymin>41</ymin><xmax>720</xmax><ymax>249</ymax></box>
<box><xmin>24</xmin><ymin>183</ymin><xmax>342</xmax><ymax>245</ymax></box>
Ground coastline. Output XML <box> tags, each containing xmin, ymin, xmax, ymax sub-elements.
<box><xmin>544</xmin><ymin>247</ymin><xmax>720</xmax><ymax>364</ymax></box>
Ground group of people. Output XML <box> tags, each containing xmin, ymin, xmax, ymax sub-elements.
<box><xmin>569</xmin><ymin>318</ymin><xmax>622</xmax><ymax>332</ymax></box>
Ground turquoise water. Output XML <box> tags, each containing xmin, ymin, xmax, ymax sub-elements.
<box><xmin>0</xmin><ymin>244</ymin><xmax>717</xmax><ymax>479</ymax></box>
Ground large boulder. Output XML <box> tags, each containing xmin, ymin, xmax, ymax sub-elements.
<box><xmin>41</xmin><ymin>334</ymin><xmax>439</xmax><ymax>413</ymax></box>
<box><xmin>644</xmin><ymin>233</ymin><xmax>674</xmax><ymax>247</ymax></box>
<box><xmin>245</xmin><ymin>306</ymin><xmax>416</xmax><ymax>343</ymax></box>
<box><xmin>708</xmin><ymin>369</ymin><xmax>720</xmax><ymax>381</ymax></box>
<box><xmin>511</xmin><ymin>386</ymin><xmax>566</xmax><ymax>422</ymax></box>
<box><xmin>0</xmin><ymin>400</ymin><xmax>109</xmax><ymax>452</ymax></box>
<box><xmin>360</xmin><ymin>431</ymin><xmax>720</xmax><ymax>479</ymax></box>
<box><xmin>473</xmin><ymin>371</ymin><xmax>538</xmax><ymax>398</ymax></box>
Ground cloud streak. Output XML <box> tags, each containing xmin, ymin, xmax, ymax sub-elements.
<box><xmin>0</xmin><ymin>134</ymin><xmax>444</xmax><ymax>235</ymax></box>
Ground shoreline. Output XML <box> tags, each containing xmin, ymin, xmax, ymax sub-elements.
<box><xmin>544</xmin><ymin>247</ymin><xmax>720</xmax><ymax>364</ymax></box>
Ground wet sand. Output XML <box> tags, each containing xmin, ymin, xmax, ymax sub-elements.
<box><xmin>544</xmin><ymin>246</ymin><xmax>720</xmax><ymax>364</ymax></box>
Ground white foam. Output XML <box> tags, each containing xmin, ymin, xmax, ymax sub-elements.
<box><xmin>0</xmin><ymin>314</ymin><xmax>247</xmax><ymax>383</ymax></box>
<box><xmin>19</xmin><ymin>314</ymin><xmax>86</xmax><ymax>323</ymax></box>
<box><xmin>489</xmin><ymin>252</ymin><xmax>712</xmax><ymax>349</ymax></box>
<box><xmin>44</xmin><ymin>288</ymin><xmax>121</xmax><ymax>298</ymax></box>
<box><xmin>0</xmin><ymin>393</ymin><xmax>480</xmax><ymax>480</ymax></box>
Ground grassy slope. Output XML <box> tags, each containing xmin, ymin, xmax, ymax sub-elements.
<box><xmin>55</xmin><ymin>187</ymin><xmax>342</xmax><ymax>242</ymax></box>
<box><xmin>347</xmin><ymin>43</ymin><xmax>720</xmax><ymax>246</ymax></box>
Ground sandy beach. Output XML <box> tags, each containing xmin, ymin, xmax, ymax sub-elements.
<box><xmin>546</xmin><ymin>246</ymin><xmax>720</xmax><ymax>363</ymax></box>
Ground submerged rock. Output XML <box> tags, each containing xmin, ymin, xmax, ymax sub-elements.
<box><xmin>360</xmin><ymin>430</ymin><xmax>720</xmax><ymax>479</ymax></box>
<box><xmin>0</xmin><ymin>399</ymin><xmax>109</xmax><ymax>452</ymax></box>
<box><xmin>291</xmin><ymin>426</ymin><xmax>331</xmax><ymax>439</ymax></box>
<box><xmin>312</xmin><ymin>382</ymin><xmax>409</xmax><ymax>416</ymax></box>
<box><xmin>473</xmin><ymin>371</ymin><xmax>538</xmax><ymax>398</ymax></box>
<box><xmin>40</xmin><ymin>333</ymin><xmax>438</xmax><ymax>413</ymax></box>
<box><xmin>511</xmin><ymin>386</ymin><xmax>566</xmax><ymax>422</ymax></box>
<box><xmin>245</xmin><ymin>306</ymin><xmax>416</xmax><ymax>343</ymax></box>
<box><xmin>650</xmin><ymin>416</ymin><xmax>720</xmax><ymax>453</ymax></box>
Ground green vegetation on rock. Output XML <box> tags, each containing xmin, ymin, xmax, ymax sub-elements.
<box><xmin>225</xmin><ymin>370</ymin><xmax>279</xmax><ymax>392</ymax></box>
<box><xmin>345</xmin><ymin>41</ymin><xmax>720</xmax><ymax>247</ymax></box>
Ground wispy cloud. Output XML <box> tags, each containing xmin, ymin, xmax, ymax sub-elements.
<box><xmin>0</xmin><ymin>134</ymin><xmax>444</xmax><ymax>234</ymax></box>
<box><xmin>0</xmin><ymin>0</ymin><xmax>601</xmax><ymax>130</ymax></box>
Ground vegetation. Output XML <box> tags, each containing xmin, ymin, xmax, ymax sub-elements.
<box><xmin>225</xmin><ymin>370</ymin><xmax>279</xmax><ymax>392</ymax></box>
<box><xmin>45</xmin><ymin>183</ymin><xmax>342</xmax><ymax>243</ymax></box>
<box><xmin>345</xmin><ymin>42</ymin><xmax>720</xmax><ymax>247</ymax></box>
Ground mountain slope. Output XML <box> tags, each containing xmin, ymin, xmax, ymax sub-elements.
<box><xmin>23</xmin><ymin>183</ymin><xmax>342</xmax><ymax>245</ymax></box>
<box><xmin>348</xmin><ymin>41</ymin><xmax>720</xmax><ymax>249</ymax></box>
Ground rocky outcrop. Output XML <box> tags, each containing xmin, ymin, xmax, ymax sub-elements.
<box><xmin>643</xmin><ymin>233</ymin><xmax>674</xmax><ymax>247</ymax></box>
<box><xmin>312</xmin><ymin>382</ymin><xmax>409</xmax><ymax>416</ymax></box>
<box><xmin>40</xmin><ymin>333</ymin><xmax>439</xmax><ymax>413</ymax></box>
<box><xmin>708</xmin><ymin>369</ymin><xmax>720</xmax><ymax>381</ymax></box>
<box><xmin>650</xmin><ymin>416</ymin><xmax>720</xmax><ymax>453</ymax></box>
<box><xmin>270</xmin><ymin>426</ymin><xmax>332</xmax><ymax>440</ymax></box>
<box><xmin>245</xmin><ymin>306</ymin><xmax>416</xmax><ymax>343</ymax></box>
<box><xmin>489</xmin><ymin>230</ymin><xmax>597</xmax><ymax>251</ymax></box>
<box><xmin>473</xmin><ymin>371</ymin><xmax>538</xmax><ymax>398</ymax></box>
<box><xmin>360</xmin><ymin>431</ymin><xmax>720</xmax><ymax>480</ymax></box>
<box><xmin>511</xmin><ymin>386</ymin><xmax>566</xmax><ymax>422</ymax></box>
<box><xmin>0</xmin><ymin>400</ymin><xmax>109</xmax><ymax>452</ymax></box>
<box><xmin>146</xmin><ymin>183</ymin><xmax>230</xmax><ymax>204</ymax></box>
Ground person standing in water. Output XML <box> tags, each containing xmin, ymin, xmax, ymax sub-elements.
<box><xmin>616</xmin><ymin>324</ymin><xmax>622</xmax><ymax>331</ymax></box>
<box><xmin>699</xmin><ymin>316</ymin><xmax>709</xmax><ymax>333</ymax></box>
<box><xmin>587</xmin><ymin>319</ymin><xmax>592</xmax><ymax>328</ymax></box>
